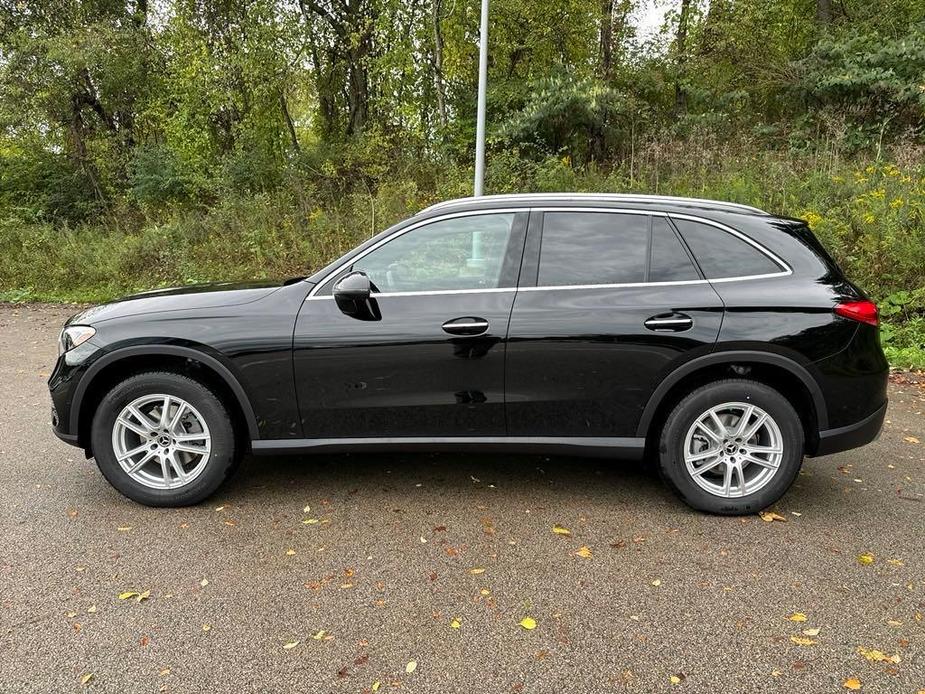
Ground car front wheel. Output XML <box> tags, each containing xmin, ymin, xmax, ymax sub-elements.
<box><xmin>90</xmin><ymin>371</ymin><xmax>240</xmax><ymax>506</ymax></box>
<box><xmin>658</xmin><ymin>379</ymin><xmax>804</xmax><ymax>515</ymax></box>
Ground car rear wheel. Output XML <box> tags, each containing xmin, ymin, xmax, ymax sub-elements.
<box><xmin>657</xmin><ymin>379</ymin><xmax>804</xmax><ymax>515</ymax></box>
<box><xmin>90</xmin><ymin>371</ymin><xmax>240</xmax><ymax>506</ymax></box>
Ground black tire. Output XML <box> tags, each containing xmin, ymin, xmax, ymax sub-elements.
<box><xmin>90</xmin><ymin>371</ymin><xmax>240</xmax><ymax>506</ymax></box>
<box><xmin>657</xmin><ymin>379</ymin><xmax>804</xmax><ymax>515</ymax></box>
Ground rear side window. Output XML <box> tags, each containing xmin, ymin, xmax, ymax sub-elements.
<box><xmin>538</xmin><ymin>212</ymin><xmax>648</xmax><ymax>286</ymax></box>
<box><xmin>650</xmin><ymin>218</ymin><xmax>700</xmax><ymax>281</ymax></box>
<box><xmin>673</xmin><ymin>218</ymin><xmax>782</xmax><ymax>279</ymax></box>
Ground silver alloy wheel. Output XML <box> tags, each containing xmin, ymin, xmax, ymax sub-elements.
<box><xmin>683</xmin><ymin>402</ymin><xmax>783</xmax><ymax>498</ymax></box>
<box><xmin>111</xmin><ymin>394</ymin><xmax>212</xmax><ymax>490</ymax></box>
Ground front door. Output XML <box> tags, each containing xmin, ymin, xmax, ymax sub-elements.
<box><xmin>505</xmin><ymin>209</ymin><xmax>724</xmax><ymax>437</ymax></box>
<box><xmin>293</xmin><ymin>211</ymin><xmax>528</xmax><ymax>438</ymax></box>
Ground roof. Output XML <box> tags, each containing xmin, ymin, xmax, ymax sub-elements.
<box><xmin>419</xmin><ymin>193</ymin><xmax>769</xmax><ymax>217</ymax></box>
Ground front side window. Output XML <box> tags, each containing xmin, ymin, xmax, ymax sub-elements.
<box><xmin>538</xmin><ymin>212</ymin><xmax>649</xmax><ymax>286</ymax></box>
<box><xmin>344</xmin><ymin>213</ymin><xmax>516</xmax><ymax>293</ymax></box>
<box><xmin>673</xmin><ymin>218</ymin><xmax>782</xmax><ymax>279</ymax></box>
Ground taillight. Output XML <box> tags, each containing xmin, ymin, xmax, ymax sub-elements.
<box><xmin>834</xmin><ymin>300</ymin><xmax>878</xmax><ymax>326</ymax></box>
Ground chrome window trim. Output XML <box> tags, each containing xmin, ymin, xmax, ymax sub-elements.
<box><xmin>305</xmin><ymin>206</ymin><xmax>790</xmax><ymax>301</ymax></box>
<box><xmin>307</xmin><ymin>287</ymin><xmax>517</xmax><ymax>300</ymax></box>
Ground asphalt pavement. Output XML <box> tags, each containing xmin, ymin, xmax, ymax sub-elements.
<box><xmin>1</xmin><ymin>304</ymin><xmax>922</xmax><ymax>693</ymax></box>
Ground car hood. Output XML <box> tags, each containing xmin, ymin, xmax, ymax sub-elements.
<box><xmin>67</xmin><ymin>280</ymin><xmax>295</xmax><ymax>325</ymax></box>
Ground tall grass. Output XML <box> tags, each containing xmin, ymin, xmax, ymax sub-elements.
<box><xmin>2</xmin><ymin>146</ymin><xmax>924</xmax><ymax>366</ymax></box>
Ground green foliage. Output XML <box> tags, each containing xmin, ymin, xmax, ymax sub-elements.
<box><xmin>1</xmin><ymin>0</ymin><xmax>924</xmax><ymax>366</ymax></box>
<box><xmin>795</xmin><ymin>27</ymin><xmax>925</xmax><ymax>133</ymax></box>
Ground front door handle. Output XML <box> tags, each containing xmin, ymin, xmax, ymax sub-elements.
<box><xmin>442</xmin><ymin>317</ymin><xmax>490</xmax><ymax>336</ymax></box>
<box><xmin>644</xmin><ymin>312</ymin><xmax>693</xmax><ymax>332</ymax></box>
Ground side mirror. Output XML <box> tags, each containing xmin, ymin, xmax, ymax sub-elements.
<box><xmin>333</xmin><ymin>271</ymin><xmax>381</xmax><ymax>321</ymax></box>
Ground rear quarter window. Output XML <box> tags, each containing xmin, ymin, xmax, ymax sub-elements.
<box><xmin>673</xmin><ymin>218</ymin><xmax>783</xmax><ymax>279</ymax></box>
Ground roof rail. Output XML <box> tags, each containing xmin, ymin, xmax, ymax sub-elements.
<box><xmin>419</xmin><ymin>193</ymin><xmax>768</xmax><ymax>216</ymax></box>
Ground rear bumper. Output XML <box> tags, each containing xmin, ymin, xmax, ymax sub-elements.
<box><xmin>812</xmin><ymin>400</ymin><xmax>886</xmax><ymax>457</ymax></box>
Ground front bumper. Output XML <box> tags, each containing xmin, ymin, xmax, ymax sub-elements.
<box><xmin>48</xmin><ymin>345</ymin><xmax>99</xmax><ymax>449</ymax></box>
<box><xmin>812</xmin><ymin>400</ymin><xmax>887</xmax><ymax>457</ymax></box>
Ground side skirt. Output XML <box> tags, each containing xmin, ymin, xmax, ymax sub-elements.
<box><xmin>251</xmin><ymin>436</ymin><xmax>646</xmax><ymax>460</ymax></box>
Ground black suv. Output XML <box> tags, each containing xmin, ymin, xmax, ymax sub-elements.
<box><xmin>49</xmin><ymin>194</ymin><xmax>888</xmax><ymax>514</ymax></box>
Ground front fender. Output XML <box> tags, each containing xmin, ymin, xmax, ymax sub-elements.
<box><xmin>68</xmin><ymin>343</ymin><xmax>260</xmax><ymax>440</ymax></box>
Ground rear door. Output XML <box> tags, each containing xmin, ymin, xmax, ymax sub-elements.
<box><xmin>505</xmin><ymin>209</ymin><xmax>724</xmax><ymax>437</ymax></box>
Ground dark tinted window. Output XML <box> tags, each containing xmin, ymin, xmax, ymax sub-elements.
<box><xmin>650</xmin><ymin>218</ymin><xmax>700</xmax><ymax>281</ymax></box>
<box><xmin>674</xmin><ymin>218</ymin><xmax>781</xmax><ymax>279</ymax></box>
<box><xmin>538</xmin><ymin>212</ymin><xmax>648</xmax><ymax>286</ymax></box>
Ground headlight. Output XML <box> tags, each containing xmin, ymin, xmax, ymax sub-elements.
<box><xmin>58</xmin><ymin>325</ymin><xmax>96</xmax><ymax>355</ymax></box>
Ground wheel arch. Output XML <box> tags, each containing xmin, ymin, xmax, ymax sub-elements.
<box><xmin>72</xmin><ymin>345</ymin><xmax>259</xmax><ymax>452</ymax></box>
<box><xmin>637</xmin><ymin>350</ymin><xmax>827</xmax><ymax>455</ymax></box>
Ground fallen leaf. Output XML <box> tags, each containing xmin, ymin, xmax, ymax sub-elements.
<box><xmin>519</xmin><ymin>617</ymin><xmax>537</xmax><ymax>630</ymax></box>
<box><xmin>802</xmin><ymin>627</ymin><xmax>821</xmax><ymax>636</ymax></box>
<box><xmin>159</xmin><ymin>669</ymin><xmax>170</xmax><ymax>677</ymax></box>
<box><xmin>405</xmin><ymin>660</ymin><xmax>417</xmax><ymax>674</ymax></box>
<box><xmin>858</xmin><ymin>552</ymin><xmax>875</xmax><ymax>565</ymax></box>
<box><xmin>214</xmin><ymin>505</ymin><xmax>225</xmax><ymax>511</ymax></box>
<box><xmin>372</xmin><ymin>682</ymin><xmax>381</xmax><ymax>692</ymax></box>
<box><xmin>202</xmin><ymin>624</ymin><xmax>211</xmax><ymax>632</ymax></box>
<box><xmin>651</xmin><ymin>579</ymin><xmax>662</xmax><ymax>587</ymax></box>
<box><xmin>286</xmin><ymin>549</ymin><xmax>296</xmax><ymax>556</ymax></box>
<box><xmin>80</xmin><ymin>673</ymin><xmax>94</xmax><ymax>686</ymax></box>
<box><xmin>303</xmin><ymin>505</ymin><xmax>311</xmax><ymax>513</ymax></box>
<box><xmin>200</xmin><ymin>578</ymin><xmax>209</xmax><ymax>587</ymax></box>
<box><xmin>790</xmin><ymin>636</ymin><xmax>816</xmax><ymax>646</ymax></box>
<box><xmin>843</xmin><ymin>677</ymin><xmax>862</xmax><ymax>690</ymax></box>
<box><xmin>887</xmin><ymin>558</ymin><xmax>904</xmax><ymax>566</ymax></box>
<box><xmin>117</xmin><ymin>526</ymin><xmax>133</xmax><ymax>532</ymax></box>
<box><xmin>575</xmin><ymin>546</ymin><xmax>593</xmax><ymax>558</ymax></box>
<box><xmin>787</xmin><ymin>613</ymin><xmax>808</xmax><ymax>622</ymax></box>
<box><xmin>669</xmin><ymin>673</ymin><xmax>686</xmax><ymax>685</ymax></box>
<box><xmin>552</xmin><ymin>524</ymin><xmax>571</xmax><ymax>536</ymax></box>
<box><xmin>118</xmin><ymin>591</ymin><xmax>139</xmax><ymax>600</ymax></box>
<box><xmin>857</xmin><ymin>647</ymin><xmax>900</xmax><ymax>664</ymax></box>
<box><xmin>136</xmin><ymin>590</ymin><xmax>150</xmax><ymax>603</ymax></box>
<box><xmin>303</xmin><ymin>518</ymin><xmax>319</xmax><ymax>525</ymax></box>
<box><xmin>311</xmin><ymin>630</ymin><xmax>327</xmax><ymax>640</ymax></box>
<box><xmin>87</xmin><ymin>605</ymin><xmax>97</xmax><ymax>614</ymax></box>
<box><xmin>469</xmin><ymin>567</ymin><xmax>486</xmax><ymax>574</ymax></box>
<box><xmin>903</xmin><ymin>436</ymin><xmax>919</xmax><ymax>444</ymax></box>
<box><xmin>450</xmin><ymin>617</ymin><xmax>461</xmax><ymax>629</ymax></box>
<box><xmin>283</xmin><ymin>640</ymin><xmax>299</xmax><ymax>650</ymax></box>
<box><xmin>759</xmin><ymin>511</ymin><xmax>787</xmax><ymax>522</ymax></box>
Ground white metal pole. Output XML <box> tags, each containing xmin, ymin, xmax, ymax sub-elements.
<box><xmin>473</xmin><ymin>0</ymin><xmax>489</xmax><ymax>197</ymax></box>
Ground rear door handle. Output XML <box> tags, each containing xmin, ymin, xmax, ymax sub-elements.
<box><xmin>442</xmin><ymin>317</ymin><xmax>490</xmax><ymax>336</ymax></box>
<box><xmin>644</xmin><ymin>312</ymin><xmax>693</xmax><ymax>332</ymax></box>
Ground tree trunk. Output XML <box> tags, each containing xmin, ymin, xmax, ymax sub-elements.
<box><xmin>346</xmin><ymin>39</ymin><xmax>370</xmax><ymax>135</ymax></box>
<box><xmin>431</xmin><ymin>0</ymin><xmax>448</xmax><ymax>127</ymax></box>
<box><xmin>280</xmin><ymin>92</ymin><xmax>301</xmax><ymax>153</ymax></box>
<box><xmin>816</xmin><ymin>0</ymin><xmax>833</xmax><ymax>23</ymax></box>
<box><xmin>673</xmin><ymin>0</ymin><xmax>691</xmax><ymax>116</ymax></box>
<box><xmin>599</xmin><ymin>0</ymin><xmax>614</xmax><ymax>80</ymax></box>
